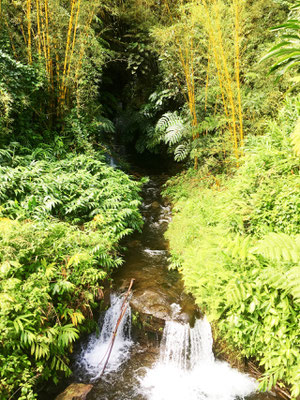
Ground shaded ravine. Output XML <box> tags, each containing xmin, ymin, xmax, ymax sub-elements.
<box><xmin>70</xmin><ymin>173</ymin><xmax>279</xmax><ymax>400</ymax></box>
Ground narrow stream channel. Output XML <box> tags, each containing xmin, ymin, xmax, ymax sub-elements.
<box><xmin>71</xmin><ymin>172</ymin><xmax>279</xmax><ymax>400</ymax></box>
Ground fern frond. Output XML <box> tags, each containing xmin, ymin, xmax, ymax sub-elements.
<box><xmin>261</xmin><ymin>266</ymin><xmax>300</xmax><ymax>303</ymax></box>
<box><xmin>255</xmin><ymin>233</ymin><xmax>300</xmax><ymax>263</ymax></box>
<box><xmin>174</xmin><ymin>144</ymin><xmax>189</xmax><ymax>161</ymax></box>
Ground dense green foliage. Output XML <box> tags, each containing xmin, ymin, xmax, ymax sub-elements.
<box><xmin>1</xmin><ymin>0</ymin><xmax>300</xmax><ymax>398</ymax></box>
<box><xmin>0</xmin><ymin>151</ymin><xmax>143</xmax><ymax>399</ymax></box>
<box><xmin>164</xmin><ymin>98</ymin><xmax>300</xmax><ymax>398</ymax></box>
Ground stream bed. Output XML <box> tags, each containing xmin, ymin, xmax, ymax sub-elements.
<box><xmin>71</xmin><ymin>174</ymin><xmax>278</xmax><ymax>400</ymax></box>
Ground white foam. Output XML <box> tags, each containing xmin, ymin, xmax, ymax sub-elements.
<box><xmin>140</xmin><ymin>316</ymin><xmax>257</xmax><ymax>400</ymax></box>
<box><xmin>143</xmin><ymin>249</ymin><xmax>168</xmax><ymax>256</ymax></box>
<box><xmin>77</xmin><ymin>294</ymin><xmax>133</xmax><ymax>381</ymax></box>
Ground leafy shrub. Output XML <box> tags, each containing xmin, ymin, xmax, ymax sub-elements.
<box><xmin>0</xmin><ymin>153</ymin><xmax>144</xmax><ymax>399</ymax></box>
<box><xmin>0</xmin><ymin>153</ymin><xmax>143</xmax><ymax>234</ymax></box>
<box><xmin>164</xmin><ymin>98</ymin><xmax>300</xmax><ymax>398</ymax></box>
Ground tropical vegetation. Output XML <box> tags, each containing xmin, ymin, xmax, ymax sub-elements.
<box><xmin>0</xmin><ymin>0</ymin><xmax>299</xmax><ymax>398</ymax></box>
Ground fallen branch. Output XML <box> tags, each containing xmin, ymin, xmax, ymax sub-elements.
<box><xmin>98</xmin><ymin>279</ymin><xmax>135</xmax><ymax>378</ymax></box>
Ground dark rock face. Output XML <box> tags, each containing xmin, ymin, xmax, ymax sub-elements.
<box><xmin>55</xmin><ymin>383</ymin><xmax>93</xmax><ymax>400</ymax></box>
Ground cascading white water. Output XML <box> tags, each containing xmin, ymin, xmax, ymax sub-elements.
<box><xmin>76</xmin><ymin>294</ymin><xmax>133</xmax><ymax>381</ymax></box>
<box><xmin>140</xmin><ymin>305</ymin><xmax>258</xmax><ymax>400</ymax></box>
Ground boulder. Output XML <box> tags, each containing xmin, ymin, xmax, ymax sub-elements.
<box><xmin>130</xmin><ymin>289</ymin><xmax>171</xmax><ymax>333</ymax></box>
<box><xmin>55</xmin><ymin>383</ymin><xmax>93</xmax><ymax>400</ymax></box>
<box><xmin>130</xmin><ymin>290</ymin><xmax>171</xmax><ymax>320</ymax></box>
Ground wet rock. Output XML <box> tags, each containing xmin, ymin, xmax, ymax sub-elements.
<box><xmin>130</xmin><ymin>290</ymin><xmax>172</xmax><ymax>333</ymax></box>
<box><xmin>151</xmin><ymin>201</ymin><xmax>161</xmax><ymax>209</ymax></box>
<box><xmin>131</xmin><ymin>290</ymin><xmax>171</xmax><ymax>319</ymax></box>
<box><xmin>55</xmin><ymin>383</ymin><xmax>93</xmax><ymax>400</ymax></box>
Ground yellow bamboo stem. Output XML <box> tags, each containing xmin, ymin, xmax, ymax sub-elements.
<box><xmin>204</xmin><ymin>53</ymin><xmax>210</xmax><ymax>135</ymax></box>
<box><xmin>27</xmin><ymin>0</ymin><xmax>32</xmax><ymax>63</ymax></box>
<box><xmin>233</xmin><ymin>0</ymin><xmax>244</xmax><ymax>149</ymax></box>
<box><xmin>63</xmin><ymin>0</ymin><xmax>81</xmax><ymax>99</ymax></box>
<box><xmin>200</xmin><ymin>0</ymin><xmax>236</xmax><ymax>155</ymax></box>
<box><xmin>39</xmin><ymin>0</ymin><xmax>48</xmax><ymax>74</ymax></box>
<box><xmin>61</xmin><ymin>0</ymin><xmax>76</xmax><ymax>103</ymax></box>
<box><xmin>36</xmin><ymin>0</ymin><xmax>41</xmax><ymax>55</ymax></box>
<box><xmin>75</xmin><ymin>4</ymin><xmax>97</xmax><ymax>83</ymax></box>
<box><xmin>213</xmin><ymin>0</ymin><xmax>239</xmax><ymax>161</ymax></box>
<box><xmin>44</xmin><ymin>0</ymin><xmax>51</xmax><ymax>77</ymax></box>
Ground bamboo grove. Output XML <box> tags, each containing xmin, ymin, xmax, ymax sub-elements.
<box><xmin>0</xmin><ymin>0</ymin><xmax>103</xmax><ymax>121</ymax></box>
<box><xmin>150</xmin><ymin>0</ymin><xmax>245</xmax><ymax>166</ymax></box>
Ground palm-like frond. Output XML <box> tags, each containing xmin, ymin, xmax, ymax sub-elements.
<box><xmin>255</xmin><ymin>232</ymin><xmax>300</xmax><ymax>263</ymax></box>
<box><xmin>156</xmin><ymin>112</ymin><xmax>186</xmax><ymax>145</ymax></box>
<box><xmin>174</xmin><ymin>144</ymin><xmax>189</xmax><ymax>161</ymax></box>
<box><xmin>261</xmin><ymin>18</ymin><xmax>300</xmax><ymax>77</ymax></box>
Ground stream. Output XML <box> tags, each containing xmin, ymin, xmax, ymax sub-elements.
<box><xmin>70</xmin><ymin>173</ymin><xmax>277</xmax><ymax>400</ymax></box>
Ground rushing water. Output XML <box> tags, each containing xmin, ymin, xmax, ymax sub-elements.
<box><xmin>141</xmin><ymin>309</ymin><xmax>257</xmax><ymax>400</ymax></box>
<box><xmin>74</xmin><ymin>294</ymin><xmax>133</xmax><ymax>381</ymax></box>
<box><xmin>74</xmin><ymin>295</ymin><xmax>257</xmax><ymax>400</ymax></box>
<box><xmin>68</xmin><ymin>175</ymin><xmax>275</xmax><ymax>400</ymax></box>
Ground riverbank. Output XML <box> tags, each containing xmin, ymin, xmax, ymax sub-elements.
<box><xmin>163</xmin><ymin>99</ymin><xmax>300</xmax><ymax>399</ymax></box>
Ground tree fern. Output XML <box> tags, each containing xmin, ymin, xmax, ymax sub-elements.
<box><xmin>156</xmin><ymin>112</ymin><xmax>185</xmax><ymax>143</ymax></box>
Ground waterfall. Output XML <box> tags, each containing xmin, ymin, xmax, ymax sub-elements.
<box><xmin>75</xmin><ymin>294</ymin><xmax>133</xmax><ymax>381</ymax></box>
<box><xmin>140</xmin><ymin>307</ymin><xmax>258</xmax><ymax>400</ymax></box>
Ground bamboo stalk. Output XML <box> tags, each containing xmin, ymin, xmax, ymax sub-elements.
<box><xmin>63</xmin><ymin>0</ymin><xmax>81</xmax><ymax>100</ymax></box>
<box><xmin>44</xmin><ymin>0</ymin><xmax>51</xmax><ymax>78</ymax></box>
<box><xmin>233</xmin><ymin>0</ymin><xmax>244</xmax><ymax>149</ymax></box>
<box><xmin>213</xmin><ymin>0</ymin><xmax>239</xmax><ymax>161</ymax></box>
<box><xmin>61</xmin><ymin>0</ymin><xmax>76</xmax><ymax>103</ymax></box>
<box><xmin>36</xmin><ymin>0</ymin><xmax>41</xmax><ymax>55</ymax></box>
<box><xmin>204</xmin><ymin>52</ymin><xmax>210</xmax><ymax>135</ymax></box>
<box><xmin>39</xmin><ymin>0</ymin><xmax>48</xmax><ymax>73</ymax></box>
<box><xmin>163</xmin><ymin>0</ymin><xmax>199</xmax><ymax>167</ymax></box>
<box><xmin>74</xmin><ymin>3</ymin><xmax>97</xmax><ymax>84</ymax></box>
<box><xmin>200</xmin><ymin>2</ymin><xmax>231</xmax><ymax>126</ymax></box>
<box><xmin>27</xmin><ymin>0</ymin><xmax>32</xmax><ymax>63</ymax></box>
<box><xmin>200</xmin><ymin>0</ymin><xmax>237</xmax><ymax>159</ymax></box>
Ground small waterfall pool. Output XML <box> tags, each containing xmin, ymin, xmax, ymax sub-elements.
<box><xmin>75</xmin><ymin>295</ymin><xmax>257</xmax><ymax>400</ymax></box>
<box><xmin>141</xmin><ymin>314</ymin><xmax>257</xmax><ymax>400</ymax></box>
